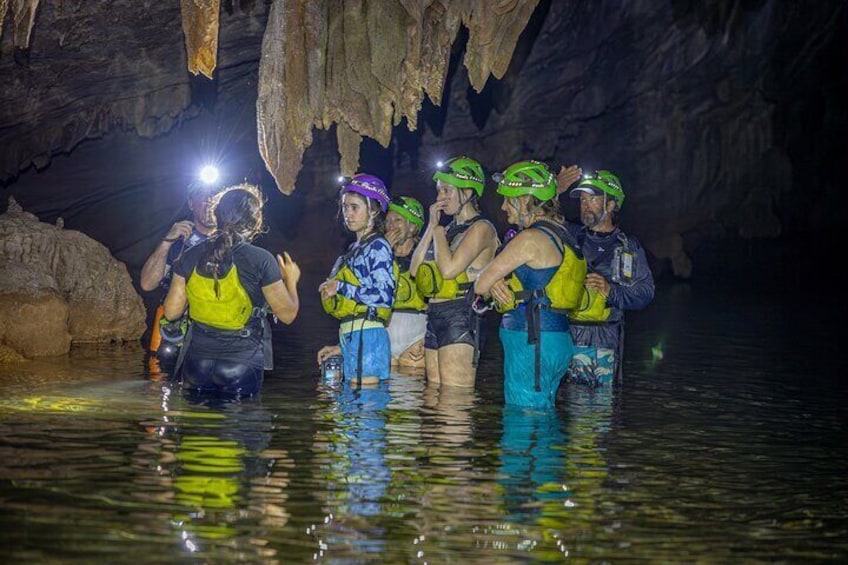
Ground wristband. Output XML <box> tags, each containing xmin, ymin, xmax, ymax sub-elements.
<box><xmin>162</xmin><ymin>236</ymin><xmax>180</xmax><ymax>243</ymax></box>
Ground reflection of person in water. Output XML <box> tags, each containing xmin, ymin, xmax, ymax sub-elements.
<box><xmin>498</xmin><ymin>395</ymin><xmax>614</xmax><ymax>553</ymax></box>
<box><xmin>312</xmin><ymin>379</ymin><xmax>392</xmax><ymax>557</ymax></box>
<box><xmin>498</xmin><ymin>406</ymin><xmax>569</xmax><ymax>521</ymax></box>
<box><xmin>135</xmin><ymin>394</ymin><xmax>290</xmax><ymax>559</ymax></box>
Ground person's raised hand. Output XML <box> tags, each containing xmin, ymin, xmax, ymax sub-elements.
<box><xmin>428</xmin><ymin>200</ymin><xmax>445</xmax><ymax>228</ymax></box>
<box><xmin>163</xmin><ymin>220</ymin><xmax>195</xmax><ymax>242</ymax></box>
<box><xmin>556</xmin><ymin>164</ymin><xmax>583</xmax><ymax>195</ymax></box>
<box><xmin>385</xmin><ymin>226</ymin><xmax>404</xmax><ymax>248</ymax></box>
<box><xmin>277</xmin><ymin>252</ymin><xmax>301</xmax><ymax>286</ymax></box>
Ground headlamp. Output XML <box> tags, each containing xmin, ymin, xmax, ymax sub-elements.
<box><xmin>199</xmin><ymin>165</ymin><xmax>220</xmax><ymax>185</ymax></box>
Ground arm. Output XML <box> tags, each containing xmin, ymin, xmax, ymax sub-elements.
<box><xmin>584</xmin><ymin>242</ymin><xmax>655</xmax><ymax>311</ymax></box>
<box><xmin>409</xmin><ymin>207</ymin><xmax>438</xmax><ymax>274</ymax></box>
<box><xmin>139</xmin><ymin>220</ymin><xmax>194</xmax><ymax>291</ymax></box>
<box><xmin>475</xmin><ymin>232</ymin><xmax>535</xmax><ymax>295</ymax></box>
<box><xmin>162</xmin><ymin>274</ymin><xmax>188</xmax><ymax>320</ymax></box>
<box><xmin>263</xmin><ymin>252</ymin><xmax>300</xmax><ymax>324</ymax></box>
<box><xmin>433</xmin><ymin>221</ymin><xmax>497</xmax><ymax>279</ymax></box>
<box><xmin>337</xmin><ymin>239</ymin><xmax>396</xmax><ymax>307</ymax></box>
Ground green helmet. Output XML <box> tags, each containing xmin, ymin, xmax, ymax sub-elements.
<box><xmin>570</xmin><ymin>170</ymin><xmax>625</xmax><ymax>209</ymax></box>
<box><xmin>493</xmin><ymin>160</ymin><xmax>557</xmax><ymax>201</ymax></box>
<box><xmin>432</xmin><ymin>156</ymin><xmax>485</xmax><ymax>196</ymax></box>
<box><xmin>388</xmin><ymin>196</ymin><xmax>425</xmax><ymax>230</ymax></box>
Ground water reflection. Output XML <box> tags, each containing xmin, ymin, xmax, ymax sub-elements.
<box><xmin>135</xmin><ymin>390</ymin><xmax>288</xmax><ymax>562</ymax></box>
<box><xmin>311</xmin><ymin>378</ymin><xmax>393</xmax><ymax>559</ymax></box>
<box><xmin>2</xmin><ymin>277</ymin><xmax>848</xmax><ymax>562</ymax></box>
<box><xmin>494</xmin><ymin>385</ymin><xmax>616</xmax><ymax>559</ymax></box>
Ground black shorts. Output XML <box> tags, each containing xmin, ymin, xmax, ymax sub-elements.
<box><xmin>424</xmin><ymin>297</ymin><xmax>478</xmax><ymax>349</ymax></box>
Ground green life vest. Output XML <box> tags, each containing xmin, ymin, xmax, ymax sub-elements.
<box><xmin>495</xmin><ymin>220</ymin><xmax>587</xmax><ymax>313</ymax></box>
<box><xmin>185</xmin><ymin>264</ymin><xmax>253</xmax><ymax>330</ymax></box>
<box><xmin>393</xmin><ymin>260</ymin><xmax>427</xmax><ymax>312</ymax></box>
<box><xmin>414</xmin><ymin>216</ymin><xmax>485</xmax><ymax>300</ymax></box>
<box><xmin>568</xmin><ymin>287</ymin><xmax>612</xmax><ymax>322</ymax></box>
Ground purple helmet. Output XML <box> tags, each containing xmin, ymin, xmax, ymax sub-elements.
<box><xmin>341</xmin><ymin>173</ymin><xmax>390</xmax><ymax>212</ymax></box>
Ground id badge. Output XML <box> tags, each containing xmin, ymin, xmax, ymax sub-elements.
<box><xmin>612</xmin><ymin>247</ymin><xmax>636</xmax><ymax>286</ymax></box>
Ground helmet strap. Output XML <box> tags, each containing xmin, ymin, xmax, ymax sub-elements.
<box><xmin>456</xmin><ymin>191</ymin><xmax>478</xmax><ymax>222</ymax></box>
<box><xmin>517</xmin><ymin>196</ymin><xmax>545</xmax><ymax>230</ymax></box>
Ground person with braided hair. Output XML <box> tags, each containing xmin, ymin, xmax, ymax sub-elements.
<box><xmin>476</xmin><ymin>160</ymin><xmax>586</xmax><ymax>409</ymax></box>
<box><xmin>163</xmin><ymin>184</ymin><xmax>300</xmax><ymax>397</ymax></box>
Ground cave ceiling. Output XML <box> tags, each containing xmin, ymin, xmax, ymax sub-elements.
<box><xmin>0</xmin><ymin>0</ymin><xmax>845</xmax><ymax>278</ymax></box>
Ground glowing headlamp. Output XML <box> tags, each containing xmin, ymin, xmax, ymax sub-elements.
<box><xmin>199</xmin><ymin>165</ymin><xmax>220</xmax><ymax>185</ymax></box>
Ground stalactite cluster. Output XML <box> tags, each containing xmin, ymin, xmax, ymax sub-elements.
<box><xmin>255</xmin><ymin>0</ymin><xmax>539</xmax><ymax>194</ymax></box>
<box><xmin>0</xmin><ymin>0</ymin><xmax>41</xmax><ymax>48</ymax></box>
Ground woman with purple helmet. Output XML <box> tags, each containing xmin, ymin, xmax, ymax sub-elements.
<box><xmin>317</xmin><ymin>173</ymin><xmax>397</xmax><ymax>385</ymax></box>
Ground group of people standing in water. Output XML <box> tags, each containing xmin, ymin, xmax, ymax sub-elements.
<box><xmin>143</xmin><ymin>156</ymin><xmax>654</xmax><ymax>409</ymax></box>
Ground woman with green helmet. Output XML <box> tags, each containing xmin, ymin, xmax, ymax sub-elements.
<box><xmin>385</xmin><ymin>195</ymin><xmax>427</xmax><ymax>370</ymax></box>
<box><xmin>475</xmin><ymin>160</ymin><xmax>585</xmax><ymax>409</ymax></box>
<box><xmin>409</xmin><ymin>155</ymin><xmax>499</xmax><ymax>387</ymax></box>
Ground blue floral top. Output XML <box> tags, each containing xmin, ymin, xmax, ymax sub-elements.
<box><xmin>337</xmin><ymin>236</ymin><xmax>395</xmax><ymax>308</ymax></box>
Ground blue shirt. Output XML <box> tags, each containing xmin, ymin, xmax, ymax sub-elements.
<box><xmin>336</xmin><ymin>237</ymin><xmax>395</xmax><ymax>308</ymax></box>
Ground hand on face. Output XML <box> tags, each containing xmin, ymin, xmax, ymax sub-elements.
<box><xmin>164</xmin><ymin>220</ymin><xmax>195</xmax><ymax>242</ymax></box>
<box><xmin>428</xmin><ymin>200</ymin><xmax>446</xmax><ymax>228</ymax></box>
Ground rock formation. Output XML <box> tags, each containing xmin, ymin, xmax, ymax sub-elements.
<box><xmin>0</xmin><ymin>1</ymin><xmax>845</xmax><ymax>282</ymax></box>
<box><xmin>255</xmin><ymin>0</ymin><xmax>540</xmax><ymax>194</ymax></box>
<box><xmin>0</xmin><ymin>197</ymin><xmax>146</xmax><ymax>358</ymax></box>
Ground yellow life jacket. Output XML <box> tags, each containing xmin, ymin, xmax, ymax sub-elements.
<box><xmin>495</xmin><ymin>220</ymin><xmax>587</xmax><ymax>313</ymax></box>
<box><xmin>185</xmin><ymin>264</ymin><xmax>253</xmax><ymax>330</ymax></box>
<box><xmin>393</xmin><ymin>261</ymin><xmax>427</xmax><ymax>312</ymax></box>
<box><xmin>568</xmin><ymin>287</ymin><xmax>612</xmax><ymax>322</ymax></box>
<box><xmin>414</xmin><ymin>216</ymin><xmax>484</xmax><ymax>300</ymax></box>
<box><xmin>321</xmin><ymin>236</ymin><xmax>397</xmax><ymax>323</ymax></box>
<box><xmin>414</xmin><ymin>261</ymin><xmax>472</xmax><ymax>300</ymax></box>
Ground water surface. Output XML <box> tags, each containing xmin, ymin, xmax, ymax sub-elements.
<box><xmin>1</xmin><ymin>277</ymin><xmax>846</xmax><ymax>563</ymax></box>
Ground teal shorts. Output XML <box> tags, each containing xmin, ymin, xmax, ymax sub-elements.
<box><xmin>340</xmin><ymin>326</ymin><xmax>391</xmax><ymax>382</ymax></box>
<box><xmin>500</xmin><ymin>328</ymin><xmax>574</xmax><ymax>410</ymax></box>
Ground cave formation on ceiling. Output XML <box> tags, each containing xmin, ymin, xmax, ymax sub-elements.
<box><xmin>0</xmin><ymin>1</ymin><xmax>845</xmax><ymax>280</ymax></box>
<box><xmin>0</xmin><ymin>0</ymin><xmax>541</xmax><ymax>196</ymax></box>
<box><xmin>255</xmin><ymin>0</ymin><xmax>540</xmax><ymax>194</ymax></box>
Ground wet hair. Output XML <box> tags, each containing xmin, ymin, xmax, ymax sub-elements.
<box><xmin>516</xmin><ymin>194</ymin><xmax>563</xmax><ymax>226</ymax></box>
<box><xmin>200</xmin><ymin>185</ymin><xmax>264</xmax><ymax>295</ymax></box>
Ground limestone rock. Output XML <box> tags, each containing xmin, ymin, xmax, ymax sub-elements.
<box><xmin>256</xmin><ymin>0</ymin><xmax>539</xmax><ymax>194</ymax></box>
<box><xmin>0</xmin><ymin>198</ymin><xmax>146</xmax><ymax>358</ymax></box>
<box><xmin>181</xmin><ymin>0</ymin><xmax>221</xmax><ymax>79</ymax></box>
<box><xmin>0</xmin><ymin>343</ymin><xmax>27</xmax><ymax>364</ymax></box>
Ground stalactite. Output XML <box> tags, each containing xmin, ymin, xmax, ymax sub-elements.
<box><xmin>257</xmin><ymin>0</ymin><xmax>539</xmax><ymax>194</ymax></box>
<box><xmin>180</xmin><ymin>0</ymin><xmax>221</xmax><ymax>78</ymax></box>
<box><xmin>0</xmin><ymin>0</ymin><xmax>41</xmax><ymax>48</ymax></box>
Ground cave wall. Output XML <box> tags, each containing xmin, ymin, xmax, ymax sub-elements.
<box><xmin>0</xmin><ymin>0</ymin><xmax>845</xmax><ymax>285</ymax></box>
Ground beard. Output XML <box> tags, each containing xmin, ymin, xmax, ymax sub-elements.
<box><xmin>581</xmin><ymin>210</ymin><xmax>601</xmax><ymax>228</ymax></box>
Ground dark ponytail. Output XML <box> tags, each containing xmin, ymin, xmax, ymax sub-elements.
<box><xmin>199</xmin><ymin>184</ymin><xmax>265</xmax><ymax>297</ymax></box>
